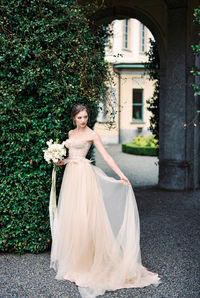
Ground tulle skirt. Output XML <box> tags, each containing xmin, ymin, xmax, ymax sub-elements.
<box><xmin>50</xmin><ymin>158</ymin><xmax>161</xmax><ymax>297</ymax></box>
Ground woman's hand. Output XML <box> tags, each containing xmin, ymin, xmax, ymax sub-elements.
<box><xmin>54</xmin><ymin>159</ymin><xmax>66</xmax><ymax>166</ymax></box>
<box><xmin>119</xmin><ymin>174</ymin><xmax>131</xmax><ymax>186</ymax></box>
<box><xmin>93</xmin><ymin>132</ymin><xmax>131</xmax><ymax>183</ymax></box>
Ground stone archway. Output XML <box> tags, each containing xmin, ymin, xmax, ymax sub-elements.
<box><xmin>82</xmin><ymin>0</ymin><xmax>200</xmax><ymax>190</ymax></box>
<box><xmin>93</xmin><ymin>4</ymin><xmax>167</xmax><ymax>70</ymax></box>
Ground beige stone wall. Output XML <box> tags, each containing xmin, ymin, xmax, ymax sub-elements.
<box><xmin>94</xmin><ymin>67</ymin><xmax>154</xmax><ymax>143</ymax></box>
<box><xmin>119</xmin><ymin>72</ymin><xmax>153</xmax><ymax>130</ymax></box>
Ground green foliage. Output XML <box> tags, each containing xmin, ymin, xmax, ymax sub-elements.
<box><xmin>132</xmin><ymin>135</ymin><xmax>158</xmax><ymax>148</ymax></box>
<box><xmin>122</xmin><ymin>135</ymin><xmax>159</xmax><ymax>156</ymax></box>
<box><xmin>191</xmin><ymin>6</ymin><xmax>200</xmax><ymax>96</ymax></box>
<box><xmin>0</xmin><ymin>0</ymin><xmax>109</xmax><ymax>253</ymax></box>
<box><xmin>122</xmin><ymin>142</ymin><xmax>158</xmax><ymax>156</ymax></box>
<box><xmin>144</xmin><ymin>39</ymin><xmax>160</xmax><ymax>142</ymax></box>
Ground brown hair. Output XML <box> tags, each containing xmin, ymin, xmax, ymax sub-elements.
<box><xmin>71</xmin><ymin>103</ymin><xmax>90</xmax><ymax>123</ymax></box>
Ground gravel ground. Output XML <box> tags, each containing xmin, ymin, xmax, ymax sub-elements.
<box><xmin>1</xmin><ymin>146</ymin><xmax>200</xmax><ymax>298</ymax></box>
<box><xmin>94</xmin><ymin>144</ymin><xmax>159</xmax><ymax>187</ymax></box>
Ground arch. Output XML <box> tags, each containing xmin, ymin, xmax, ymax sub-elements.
<box><xmin>87</xmin><ymin>1</ymin><xmax>200</xmax><ymax>190</ymax></box>
<box><xmin>92</xmin><ymin>6</ymin><xmax>166</xmax><ymax>69</ymax></box>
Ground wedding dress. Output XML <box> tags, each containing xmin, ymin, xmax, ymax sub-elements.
<box><xmin>50</xmin><ymin>138</ymin><xmax>161</xmax><ymax>298</ymax></box>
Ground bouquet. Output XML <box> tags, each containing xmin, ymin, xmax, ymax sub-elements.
<box><xmin>43</xmin><ymin>139</ymin><xmax>67</xmax><ymax>235</ymax></box>
<box><xmin>43</xmin><ymin>139</ymin><xmax>66</xmax><ymax>164</ymax></box>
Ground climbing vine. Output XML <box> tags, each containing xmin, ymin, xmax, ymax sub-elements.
<box><xmin>144</xmin><ymin>39</ymin><xmax>160</xmax><ymax>142</ymax></box>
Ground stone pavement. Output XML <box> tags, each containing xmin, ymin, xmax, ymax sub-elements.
<box><xmin>1</xmin><ymin>145</ymin><xmax>200</xmax><ymax>298</ymax></box>
<box><xmin>94</xmin><ymin>144</ymin><xmax>159</xmax><ymax>187</ymax></box>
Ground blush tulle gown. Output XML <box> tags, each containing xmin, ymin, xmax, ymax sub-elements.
<box><xmin>49</xmin><ymin>139</ymin><xmax>161</xmax><ymax>297</ymax></box>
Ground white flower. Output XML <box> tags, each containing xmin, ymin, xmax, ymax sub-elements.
<box><xmin>46</xmin><ymin>139</ymin><xmax>53</xmax><ymax>146</ymax></box>
<box><xmin>43</xmin><ymin>139</ymin><xmax>66</xmax><ymax>164</ymax></box>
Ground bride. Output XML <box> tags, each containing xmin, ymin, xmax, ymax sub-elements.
<box><xmin>50</xmin><ymin>103</ymin><xmax>161</xmax><ymax>297</ymax></box>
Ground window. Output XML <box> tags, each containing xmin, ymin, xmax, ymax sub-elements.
<box><xmin>123</xmin><ymin>19</ymin><xmax>129</xmax><ymax>49</ymax></box>
<box><xmin>132</xmin><ymin>89</ymin><xmax>143</xmax><ymax>121</ymax></box>
<box><xmin>109</xmin><ymin>87</ymin><xmax>117</xmax><ymax>122</ymax></box>
<box><xmin>140</xmin><ymin>23</ymin><xmax>145</xmax><ymax>53</ymax></box>
<box><xmin>97</xmin><ymin>100</ymin><xmax>108</xmax><ymax>123</ymax></box>
<box><xmin>97</xmin><ymin>87</ymin><xmax>117</xmax><ymax>123</ymax></box>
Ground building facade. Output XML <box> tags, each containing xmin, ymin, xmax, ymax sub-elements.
<box><xmin>94</xmin><ymin>18</ymin><xmax>155</xmax><ymax>144</ymax></box>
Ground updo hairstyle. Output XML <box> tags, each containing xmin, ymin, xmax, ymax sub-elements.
<box><xmin>71</xmin><ymin>104</ymin><xmax>90</xmax><ymax>126</ymax></box>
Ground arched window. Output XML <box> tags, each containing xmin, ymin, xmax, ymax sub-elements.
<box><xmin>140</xmin><ymin>23</ymin><xmax>145</xmax><ymax>53</ymax></box>
<box><xmin>123</xmin><ymin>19</ymin><xmax>129</xmax><ymax>49</ymax></box>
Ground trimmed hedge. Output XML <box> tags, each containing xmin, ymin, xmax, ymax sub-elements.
<box><xmin>0</xmin><ymin>1</ymin><xmax>109</xmax><ymax>254</ymax></box>
<box><xmin>122</xmin><ymin>143</ymin><xmax>159</xmax><ymax>156</ymax></box>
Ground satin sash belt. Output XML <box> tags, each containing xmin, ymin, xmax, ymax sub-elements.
<box><xmin>64</xmin><ymin>157</ymin><xmax>94</xmax><ymax>164</ymax></box>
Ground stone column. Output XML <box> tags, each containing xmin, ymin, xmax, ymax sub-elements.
<box><xmin>159</xmin><ymin>7</ymin><xmax>191</xmax><ymax>190</ymax></box>
<box><xmin>185</xmin><ymin>22</ymin><xmax>200</xmax><ymax>189</ymax></box>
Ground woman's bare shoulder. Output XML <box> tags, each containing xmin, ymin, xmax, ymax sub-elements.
<box><xmin>88</xmin><ymin>130</ymin><xmax>101</xmax><ymax>141</ymax></box>
<box><xmin>68</xmin><ymin>129</ymin><xmax>74</xmax><ymax>137</ymax></box>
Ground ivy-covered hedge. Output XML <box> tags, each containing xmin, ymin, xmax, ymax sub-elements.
<box><xmin>0</xmin><ymin>0</ymin><xmax>109</xmax><ymax>253</ymax></box>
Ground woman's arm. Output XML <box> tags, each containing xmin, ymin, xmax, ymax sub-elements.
<box><xmin>93</xmin><ymin>132</ymin><xmax>130</xmax><ymax>185</ymax></box>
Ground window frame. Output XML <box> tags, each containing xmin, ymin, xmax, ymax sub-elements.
<box><xmin>123</xmin><ymin>19</ymin><xmax>129</xmax><ymax>49</ymax></box>
<box><xmin>140</xmin><ymin>23</ymin><xmax>145</xmax><ymax>54</ymax></box>
<box><xmin>132</xmin><ymin>88</ymin><xmax>144</xmax><ymax>122</ymax></box>
<box><xmin>97</xmin><ymin>101</ymin><xmax>108</xmax><ymax>123</ymax></box>
<box><xmin>97</xmin><ymin>87</ymin><xmax>117</xmax><ymax>123</ymax></box>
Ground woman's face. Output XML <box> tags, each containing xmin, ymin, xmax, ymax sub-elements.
<box><xmin>74</xmin><ymin>109</ymin><xmax>88</xmax><ymax>128</ymax></box>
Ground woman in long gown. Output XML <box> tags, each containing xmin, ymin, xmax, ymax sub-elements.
<box><xmin>50</xmin><ymin>104</ymin><xmax>161</xmax><ymax>298</ymax></box>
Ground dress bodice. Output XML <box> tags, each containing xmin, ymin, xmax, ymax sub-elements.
<box><xmin>64</xmin><ymin>139</ymin><xmax>92</xmax><ymax>160</ymax></box>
